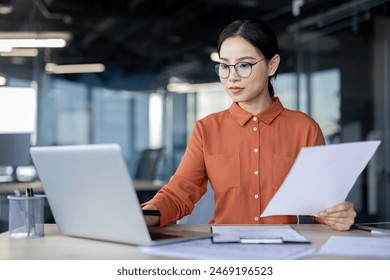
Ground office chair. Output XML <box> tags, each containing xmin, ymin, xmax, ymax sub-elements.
<box><xmin>134</xmin><ymin>148</ymin><xmax>163</xmax><ymax>180</ymax></box>
<box><xmin>0</xmin><ymin>132</ymin><xmax>32</xmax><ymax>181</ymax></box>
<box><xmin>134</xmin><ymin>148</ymin><xmax>164</xmax><ymax>203</ymax></box>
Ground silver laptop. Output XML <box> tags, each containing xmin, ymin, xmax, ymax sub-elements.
<box><xmin>30</xmin><ymin>144</ymin><xmax>213</xmax><ymax>246</ymax></box>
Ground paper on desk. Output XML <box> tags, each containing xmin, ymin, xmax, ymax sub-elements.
<box><xmin>316</xmin><ymin>236</ymin><xmax>390</xmax><ymax>258</ymax></box>
<box><xmin>261</xmin><ymin>141</ymin><xmax>380</xmax><ymax>217</ymax></box>
<box><xmin>211</xmin><ymin>225</ymin><xmax>310</xmax><ymax>243</ymax></box>
<box><xmin>141</xmin><ymin>238</ymin><xmax>316</xmax><ymax>260</ymax></box>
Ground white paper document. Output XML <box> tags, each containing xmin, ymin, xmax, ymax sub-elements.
<box><xmin>261</xmin><ymin>141</ymin><xmax>380</xmax><ymax>217</ymax></box>
<box><xmin>211</xmin><ymin>225</ymin><xmax>310</xmax><ymax>244</ymax></box>
<box><xmin>141</xmin><ymin>238</ymin><xmax>315</xmax><ymax>260</ymax></box>
<box><xmin>316</xmin><ymin>236</ymin><xmax>390</xmax><ymax>258</ymax></box>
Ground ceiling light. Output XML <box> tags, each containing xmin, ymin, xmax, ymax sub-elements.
<box><xmin>167</xmin><ymin>82</ymin><xmax>222</xmax><ymax>93</ymax></box>
<box><xmin>0</xmin><ymin>48</ymin><xmax>39</xmax><ymax>57</ymax></box>
<box><xmin>167</xmin><ymin>82</ymin><xmax>192</xmax><ymax>93</ymax></box>
<box><xmin>0</xmin><ymin>5</ymin><xmax>13</xmax><ymax>15</ymax></box>
<box><xmin>0</xmin><ymin>46</ymin><xmax>12</xmax><ymax>52</ymax></box>
<box><xmin>0</xmin><ymin>32</ymin><xmax>71</xmax><ymax>50</ymax></box>
<box><xmin>45</xmin><ymin>63</ymin><xmax>106</xmax><ymax>74</ymax></box>
<box><xmin>210</xmin><ymin>52</ymin><xmax>219</xmax><ymax>62</ymax></box>
<box><xmin>0</xmin><ymin>32</ymin><xmax>72</xmax><ymax>40</ymax></box>
<box><xmin>0</xmin><ymin>38</ymin><xmax>66</xmax><ymax>48</ymax></box>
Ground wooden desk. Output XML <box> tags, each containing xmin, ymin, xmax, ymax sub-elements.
<box><xmin>0</xmin><ymin>179</ymin><xmax>165</xmax><ymax>195</ymax></box>
<box><xmin>0</xmin><ymin>224</ymin><xmax>384</xmax><ymax>260</ymax></box>
<box><xmin>0</xmin><ymin>180</ymin><xmax>44</xmax><ymax>195</ymax></box>
<box><xmin>133</xmin><ymin>179</ymin><xmax>165</xmax><ymax>191</ymax></box>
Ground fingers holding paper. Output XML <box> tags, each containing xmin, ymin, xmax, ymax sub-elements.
<box><xmin>317</xmin><ymin>201</ymin><xmax>356</xmax><ymax>231</ymax></box>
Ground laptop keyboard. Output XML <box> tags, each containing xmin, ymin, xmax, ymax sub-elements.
<box><xmin>149</xmin><ymin>231</ymin><xmax>181</xmax><ymax>240</ymax></box>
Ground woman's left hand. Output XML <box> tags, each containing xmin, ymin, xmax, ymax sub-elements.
<box><xmin>317</xmin><ymin>201</ymin><xmax>356</xmax><ymax>231</ymax></box>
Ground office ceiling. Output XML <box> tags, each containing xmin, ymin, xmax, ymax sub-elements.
<box><xmin>0</xmin><ymin>0</ymin><xmax>376</xmax><ymax>84</ymax></box>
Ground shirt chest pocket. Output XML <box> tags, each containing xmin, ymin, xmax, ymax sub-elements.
<box><xmin>205</xmin><ymin>153</ymin><xmax>240</xmax><ymax>193</ymax></box>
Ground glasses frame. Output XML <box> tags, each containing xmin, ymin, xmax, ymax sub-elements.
<box><xmin>214</xmin><ymin>58</ymin><xmax>266</xmax><ymax>79</ymax></box>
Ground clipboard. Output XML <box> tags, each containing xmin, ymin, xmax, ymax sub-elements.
<box><xmin>211</xmin><ymin>225</ymin><xmax>311</xmax><ymax>244</ymax></box>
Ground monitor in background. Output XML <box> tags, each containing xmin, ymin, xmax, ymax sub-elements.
<box><xmin>0</xmin><ymin>132</ymin><xmax>32</xmax><ymax>182</ymax></box>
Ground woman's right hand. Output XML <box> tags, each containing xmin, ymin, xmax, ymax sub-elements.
<box><xmin>142</xmin><ymin>205</ymin><xmax>160</xmax><ymax>226</ymax></box>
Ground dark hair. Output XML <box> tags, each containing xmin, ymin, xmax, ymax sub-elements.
<box><xmin>217</xmin><ymin>18</ymin><xmax>280</xmax><ymax>97</ymax></box>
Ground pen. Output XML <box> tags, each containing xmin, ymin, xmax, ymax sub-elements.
<box><xmin>351</xmin><ymin>223</ymin><xmax>390</xmax><ymax>234</ymax></box>
<box><xmin>350</xmin><ymin>224</ymin><xmax>371</xmax><ymax>232</ymax></box>
<box><xmin>239</xmin><ymin>237</ymin><xmax>284</xmax><ymax>244</ymax></box>
<box><xmin>25</xmin><ymin>187</ymin><xmax>35</xmax><ymax>237</ymax></box>
<box><xmin>26</xmin><ymin>187</ymin><xmax>35</xmax><ymax>197</ymax></box>
<box><xmin>142</xmin><ymin>209</ymin><xmax>161</xmax><ymax>216</ymax></box>
<box><xmin>25</xmin><ymin>188</ymin><xmax>30</xmax><ymax>236</ymax></box>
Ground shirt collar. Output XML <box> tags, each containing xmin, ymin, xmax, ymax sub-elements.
<box><xmin>229</xmin><ymin>97</ymin><xmax>284</xmax><ymax>127</ymax></box>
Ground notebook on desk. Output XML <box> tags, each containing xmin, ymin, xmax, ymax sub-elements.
<box><xmin>30</xmin><ymin>144</ymin><xmax>213</xmax><ymax>246</ymax></box>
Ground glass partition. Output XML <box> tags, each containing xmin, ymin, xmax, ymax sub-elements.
<box><xmin>283</xmin><ymin>0</ymin><xmax>390</xmax><ymax>221</ymax></box>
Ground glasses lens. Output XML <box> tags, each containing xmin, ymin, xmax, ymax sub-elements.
<box><xmin>235</xmin><ymin>62</ymin><xmax>252</xmax><ymax>78</ymax></box>
<box><xmin>214</xmin><ymin>64</ymin><xmax>229</xmax><ymax>78</ymax></box>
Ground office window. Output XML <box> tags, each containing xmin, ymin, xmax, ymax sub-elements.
<box><xmin>274</xmin><ymin>72</ymin><xmax>307</xmax><ymax>111</ymax></box>
<box><xmin>196</xmin><ymin>87</ymin><xmax>231</xmax><ymax>120</ymax></box>
<box><xmin>92</xmin><ymin>88</ymin><xmax>132</xmax><ymax>157</ymax></box>
<box><xmin>38</xmin><ymin>79</ymin><xmax>89</xmax><ymax>145</ymax></box>
<box><xmin>0</xmin><ymin>87</ymin><xmax>37</xmax><ymax>133</ymax></box>
<box><xmin>0</xmin><ymin>86</ymin><xmax>37</xmax><ymax>179</ymax></box>
<box><xmin>149</xmin><ymin>93</ymin><xmax>163</xmax><ymax>148</ymax></box>
<box><xmin>311</xmin><ymin>69</ymin><xmax>341</xmax><ymax>139</ymax></box>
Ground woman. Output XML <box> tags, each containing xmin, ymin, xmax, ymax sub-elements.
<box><xmin>142</xmin><ymin>18</ymin><xmax>356</xmax><ymax>231</ymax></box>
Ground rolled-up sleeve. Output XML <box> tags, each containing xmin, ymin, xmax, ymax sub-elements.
<box><xmin>142</xmin><ymin>122</ymin><xmax>208</xmax><ymax>226</ymax></box>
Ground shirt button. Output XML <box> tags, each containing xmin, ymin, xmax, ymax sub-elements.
<box><xmin>254</xmin><ymin>194</ymin><xmax>259</xmax><ymax>199</ymax></box>
<box><xmin>254</xmin><ymin>217</ymin><xmax>259</xmax><ymax>222</ymax></box>
<box><xmin>253</xmin><ymin>127</ymin><xmax>258</xmax><ymax>132</ymax></box>
<box><xmin>254</xmin><ymin>148</ymin><xmax>259</xmax><ymax>153</ymax></box>
<box><xmin>253</xmin><ymin>116</ymin><xmax>258</xmax><ymax>121</ymax></box>
<box><xmin>254</xmin><ymin>170</ymin><xmax>259</xmax><ymax>175</ymax></box>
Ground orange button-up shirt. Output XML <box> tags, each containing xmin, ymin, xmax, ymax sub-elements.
<box><xmin>145</xmin><ymin>97</ymin><xmax>325</xmax><ymax>226</ymax></box>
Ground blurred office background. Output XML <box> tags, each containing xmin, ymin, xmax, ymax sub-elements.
<box><xmin>0</xmin><ymin>0</ymin><xmax>389</xmax><ymax>225</ymax></box>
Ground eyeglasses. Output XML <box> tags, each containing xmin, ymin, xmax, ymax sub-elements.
<box><xmin>214</xmin><ymin>58</ymin><xmax>265</xmax><ymax>79</ymax></box>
